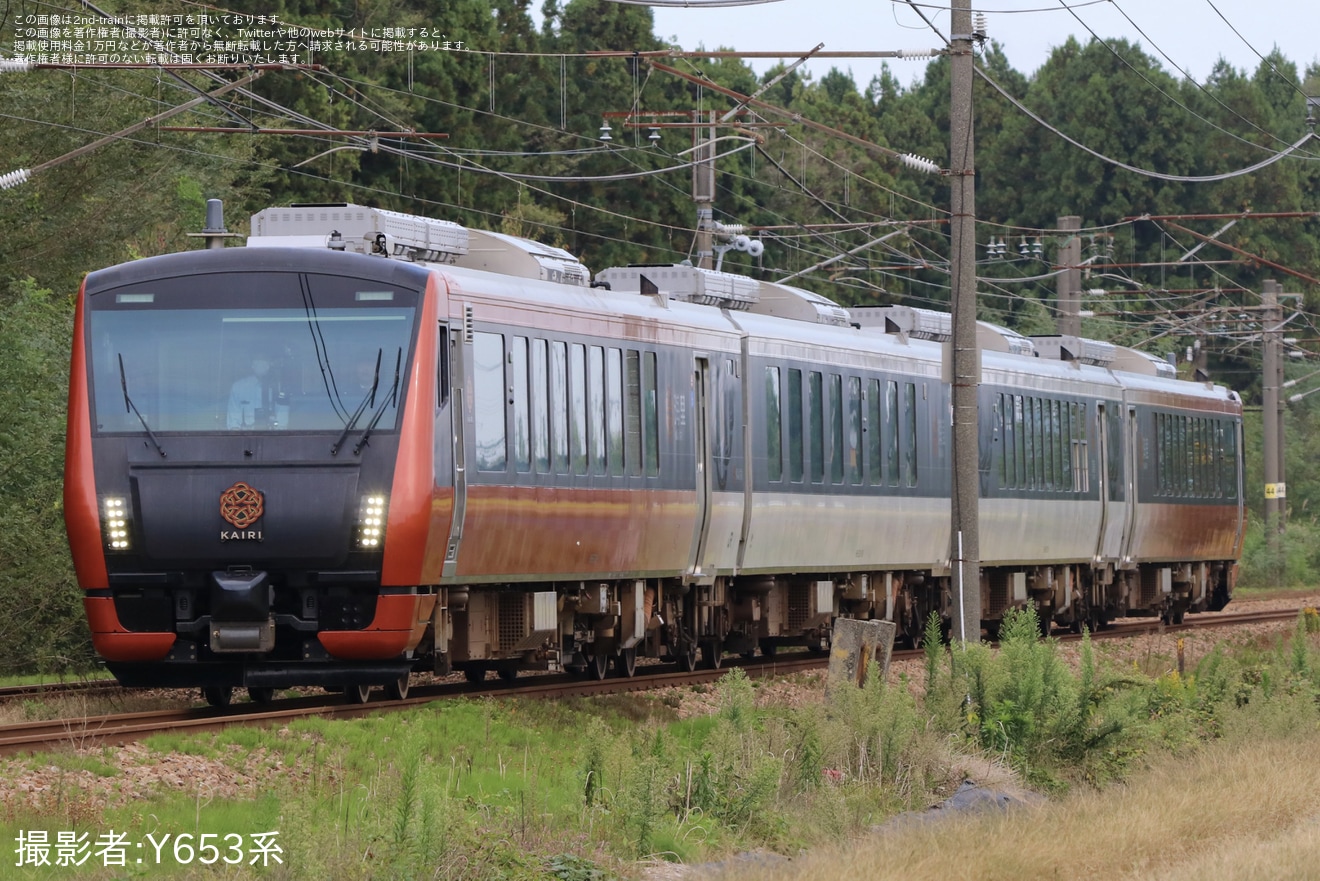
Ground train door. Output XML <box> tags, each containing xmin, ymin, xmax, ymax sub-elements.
<box><xmin>687</xmin><ymin>356</ymin><xmax>714</xmax><ymax>581</ymax></box>
<box><xmin>442</xmin><ymin>312</ymin><xmax>470</xmax><ymax>580</ymax></box>
<box><xmin>1119</xmin><ymin>403</ymin><xmax>1140</xmax><ymax>567</ymax></box>
<box><xmin>1094</xmin><ymin>403</ymin><xmax>1125</xmax><ymax>565</ymax></box>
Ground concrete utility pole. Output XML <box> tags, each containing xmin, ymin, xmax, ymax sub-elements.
<box><xmin>949</xmin><ymin>0</ymin><xmax>981</xmax><ymax>644</ymax></box>
<box><xmin>692</xmin><ymin>110</ymin><xmax>716</xmax><ymax>269</ymax></box>
<box><xmin>1262</xmin><ymin>279</ymin><xmax>1285</xmax><ymax>542</ymax></box>
<box><xmin>1056</xmin><ymin>215</ymin><xmax>1082</xmax><ymax>336</ymax></box>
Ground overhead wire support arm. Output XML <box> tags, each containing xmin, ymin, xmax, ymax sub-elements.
<box><xmin>649</xmin><ymin>61</ymin><xmax>943</xmax><ymax>173</ymax></box>
<box><xmin>1156</xmin><ymin>219</ymin><xmax>1320</xmax><ymax>288</ymax></box>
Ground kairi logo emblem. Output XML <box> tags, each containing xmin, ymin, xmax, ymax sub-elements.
<box><xmin>219</xmin><ymin>481</ymin><xmax>264</xmax><ymax>541</ymax></box>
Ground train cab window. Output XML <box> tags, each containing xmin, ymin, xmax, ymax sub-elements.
<box><xmin>606</xmin><ymin>348</ymin><xmax>624</xmax><ymax>476</ymax></box>
<box><xmin>766</xmin><ymin>367</ymin><xmax>783</xmax><ymax>482</ymax></box>
<box><xmin>643</xmin><ymin>352</ymin><xmax>659</xmax><ymax>477</ymax></box>
<box><xmin>848</xmin><ymin>376</ymin><xmax>862</xmax><ymax>485</ymax></box>
<box><xmin>550</xmin><ymin>342</ymin><xmax>570</xmax><ymax>474</ymax></box>
<box><xmin>532</xmin><ymin>339</ymin><xmax>550</xmax><ymax>473</ymax></box>
<box><xmin>788</xmin><ymin>369</ymin><xmax>804</xmax><ymax>483</ymax></box>
<box><xmin>625</xmin><ymin>350</ymin><xmax>642</xmax><ymax>477</ymax></box>
<box><xmin>569</xmin><ymin>344</ymin><xmax>587</xmax><ymax>475</ymax></box>
<box><xmin>903</xmin><ymin>382</ymin><xmax>917</xmax><ymax>487</ymax></box>
<box><xmin>809</xmin><ymin>371</ymin><xmax>825</xmax><ymax>483</ymax></box>
<box><xmin>88</xmin><ymin>274</ymin><xmax>418</xmax><ymax>434</ymax></box>
<box><xmin>473</xmin><ymin>332</ymin><xmax>507</xmax><ymax>472</ymax></box>
<box><xmin>511</xmin><ymin>337</ymin><xmax>531</xmax><ymax>473</ymax></box>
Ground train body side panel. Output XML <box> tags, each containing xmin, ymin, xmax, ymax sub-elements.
<box><xmin>383</xmin><ymin>271</ymin><xmax>448</xmax><ymax>586</ymax></box>
<box><xmin>979</xmin><ymin>497</ymin><xmax>1100</xmax><ymax>566</ymax></box>
<box><xmin>64</xmin><ymin>279</ymin><xmax>109</xmax><ymax>589</ymax></box>
<box><xmin>741</xmin><ymin>492</ymin><xmax>948</xmax><ymax>573</ymax></box>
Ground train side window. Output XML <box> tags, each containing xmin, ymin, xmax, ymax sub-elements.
<box><xmin>473</xmin><ymin>332</ymin><xmax>507</xmax><ymax>472</ymax></box>
<box><xmin>1107</xmin><ymin>405</ymin><xmax>1123</xmax><ymax>498</ymax></box>
<box><xmin>788</xmin><ymin>368</ymin><xmax>804</xmax><ymax>483</ymax></box>
<box><xmin>886</xmin><ymin>380</ymin><xmax>899</xmax><ymax>487</ymax></box>
<box><xmin>1023</xmin><ymin>397</ymin><xmax>1035</xmax><ymax>491</ymax></box>
<box><xmin>550</xmin><ymin>341</ymin><xmax>569</xmax><ymax>474</ymax></box>
<box><xmin>436</xmin><ymin>324</ymin><xmax>450</xmax><ymax>410</ymax></box>
<box><xmin>848</xmin><ymin>376</ymin><xmax>862</xmax><ymax>485</ymax></box>
<box><xmin>625</xmin><ymin>350</ymin><xmax>642</xmax><ymax>477</ymax></box>
<box><xmin>809</xmin><ymin>371</ymin><xmax>825</xmax><ymax>483</ymax></box>
<box><xmin>766</xmin><ymin>367</ymin><xmax>783</xmax><ymax>482</ymax></box>
<box><xmin>903</xmin><ymin>381</ymin><xmax>917</xmax><ymax>487</ymax></box>
<box><xmin>1054</xmin><ymin>400</ymin><xmax>1066</xmax><ymax>491</ymax></box>
<box><xmin>588</xmin><ymin>346</ymin><xmax>606</xmax><ymax>474</ymax></box>
<box><xmin>829</xmin><ymin>373</ymin><xmax>844</xmax><ymax>485</ymax></box>
<box><xmin>511</xmin><ymin>337</ymin><xmax>531</xmax><ymax>473</ymax></box>
<box><xmin>1013</xmin><ymin>395</ymin><xmax>1026</xmax><ymax>490</ymax></box>
<box><xmin>1154</xmin><ymin>413</ymin><xmax>1163</xmax><ymax>495</ymax></box>
<box><xmin>532</xmin><ymin>339</ymin><xmax>549</xmax><ymax>473</ymax></box>
<box><xmin>569</xmin><ymin>343</ymin><xmax>587</xmax><ymax>475</ymax></box>
<box><xmin>1219</xmin><ymin>420</ymin><xmax>1230</xmax><ymax>499</ymax></box>
<box><xmin>1189</xmin><ymin>417</ymin><xmax>1197</xmax><ymax>497</ymax></box>
<box><xmin>866</xmin><ymin>379</ymin><xmax>881</xmax><ymax>487</ymax></box>
<box><xmin>607</xmin><ymin>347</ymin><xmax>624</xmax><ymax>476</ymax></box>
<box><xmin>720</xmin><ymin>357</ymin><xmax>738</xmax><ymax>487</ymax></box>
<box><xmin>995</xmin><ymin>394</ymin><xmax>1005</xmax><ymax>488</ymax></box>
<box><xmin>643</xmin><ymin>352</ymin><xmax>659</xmax><ymax>476</ymax></box>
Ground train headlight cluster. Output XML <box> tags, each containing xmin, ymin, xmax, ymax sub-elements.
<box><xmin>101</xmin><ymin>496</ymin><xmax>131</xmax><ymax>551</ymax></box>
<box><xmin>356</xmin><ymin>494</ymin><xmax>389</xmax><ymax>550</ymax></box>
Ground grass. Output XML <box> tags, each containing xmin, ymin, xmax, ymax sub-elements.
<box><xmin>5</xmin><ymin>612</ymin><xmax>1320</xmax><ymax>878</ymax></box>
<box><xmin>716</xmin><ymin>722</ymin><xmax>1320</xmax><ymax>881</ymax></box>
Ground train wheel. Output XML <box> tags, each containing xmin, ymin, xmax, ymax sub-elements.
<box><xmin>676</xmin><ymin>639</ymin><xmax>698</xmax><ymax>672</ymax></box>
<box><xmin>246</xmin><ymin>687</ymin><xmax>275</xmax><ymax>705</ymax></box>
<box><xmin>464</xmin><ymin>667</ymin><xmax>487</xmax><ymax>684</ymax></box>
<box><xmin>702</xmin><ymin>639</ymin><xmax>723</xmax><ymax>670</ymax></box>
<box><xmin>587</xmin><ymin>649</ymin><xmax>610</xmax><ymax>681</ymax></box>
<box><xmin>614</xmin><ymin>647</ymin><xmax>637</xmax><ymax>678</ymax></box>
<box><xmin>1038</xmin><ymin>605</ymin><xmax>1054</xmax><ymax>639</ymax></box>
<box><xmin>498</xmin><ymin>668</ymin><xmax>518</xmax><ymax>683</ymax></box>
<box><xmin>384</xmin><ymin>675</ymin><xmax>410</xmax><ymax>701</ymax></box>
<box><xmin>758</xmin><ymin>641</ymin><xmax>778</xmax><ymax>659</ymax></box>
<box><xmin>202</xmin><ymin>686</ymin><xmax>232</xmax><ymax>708</ymax></box>
<box><xmin>345</xmin><ymin>684</ymin><xmax>372</xmax><ymax>704</ymax></box>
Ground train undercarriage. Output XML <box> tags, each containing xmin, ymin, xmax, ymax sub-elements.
<box><xmin>415</xmin><ymin>558</ymin><xmax>1235</xmax><ymax>683</ymax></box>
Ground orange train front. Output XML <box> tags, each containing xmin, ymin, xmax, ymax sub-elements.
<box><xmin>64</xmin><ymin>204</ymin><xmax>1244</xmax><ymax>705</ymax></box>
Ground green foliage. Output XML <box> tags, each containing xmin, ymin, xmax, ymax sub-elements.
<box><xmin>0</xmin><ymin>279</ymin><xmax>91</xmax><ymax>675</ymax></box>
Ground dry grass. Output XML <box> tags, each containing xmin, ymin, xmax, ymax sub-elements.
<box><xmin>712</xmin><ymin>730</ymin><xmax>1320</xmax><ymax>881</ymax></box>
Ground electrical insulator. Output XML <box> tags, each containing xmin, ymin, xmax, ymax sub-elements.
<box><xmin>0</xmin><ymin>168</ymin><xmax>31</xmax><ymax>190</ymax></box>
<box><xmin>900</xmin><ymin>153</ymin><xmax>941</xmax><ymax>174</ymax></box>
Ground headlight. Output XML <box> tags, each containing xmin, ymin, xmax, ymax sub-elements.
<box><xmin>101</xmin><ymin>496</ymin><xmax>131</xmax><ymax>551</ymax></box>
<box><xmin>356</xmin><ymin>494</ymin><xmax>389</xmax><ymax>550</ymax></box>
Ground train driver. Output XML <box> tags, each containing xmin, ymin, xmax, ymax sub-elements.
<box><xmin>227</xmin><ymin>356</ymin><xmax>289</xmax><ymax>429</ymax></box>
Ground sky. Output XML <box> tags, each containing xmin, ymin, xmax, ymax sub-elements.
<box><xmin>649</xmin><ymin>0</ymin><xmax>1320</xmax><ymax>91</ymax></box>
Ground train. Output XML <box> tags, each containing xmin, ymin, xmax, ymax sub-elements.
<box><xmin>63</xmin><ymin>203</ymin><xmax>1244</xmax><ymax>706</ymax></box>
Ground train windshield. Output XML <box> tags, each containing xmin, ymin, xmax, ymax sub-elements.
<box><xmin>87</xmin><ymin>271</ymin><xmax>421</xmax><ymax>434</ymax></box>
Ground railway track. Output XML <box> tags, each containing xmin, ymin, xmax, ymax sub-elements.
<box><xmin>1</xmin><ymin>605</ymin><xmax>1307</xmax><ymax>756</ymax></box>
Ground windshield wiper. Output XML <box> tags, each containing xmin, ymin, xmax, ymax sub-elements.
<box><xmin>352</xmin><ymin>349</ymin><xmax>402</xmax><ymax>456</ymax></box>
<box><xmin>118</xmin><ymin>354</ymin><xmax>166</xmax><ymax>458</ymax></box>
<box><xmin>330</xmin><ymin>349</ymin><xmax>381</xmax><ymax>457</ymax></box>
